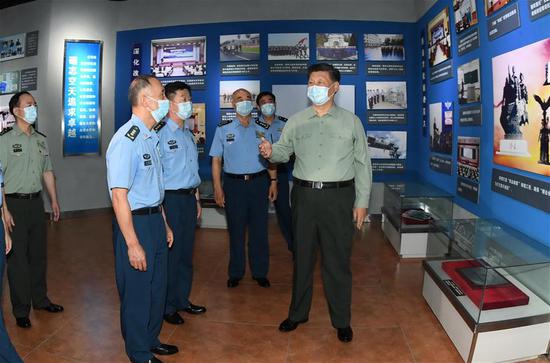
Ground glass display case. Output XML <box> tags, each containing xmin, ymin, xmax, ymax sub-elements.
<box><xmin>381</xmin><ymin>181</ymin><xmax>454</xmax><ymax>258</ymax></box>
<box><xmin>422</xmin><ymin>219</ymin><xmax>550</xmax><ymax>363</ymax></box>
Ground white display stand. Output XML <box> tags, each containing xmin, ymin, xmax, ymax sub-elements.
<box><xmin>382</xmin><ymin>214</ymin><xmax>430</xmax><ymax>258</ymax></box>
<box><xmin>422</xmin><ymin>260</ymin><xmax>550</xmax><ymax>363</ymax></box>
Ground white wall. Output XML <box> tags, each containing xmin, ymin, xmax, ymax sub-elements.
<box><xmin>0</xmin><ymin>0</ymin><xmax>436</xmax><ymax>212</ymax></box>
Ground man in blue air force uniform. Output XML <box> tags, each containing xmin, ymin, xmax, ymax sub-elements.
<box><xmin>209</xmin><ymin>88</ymin><xmax>277</xmax><ymax>288</ymax></box>
<box><xmin>256</xmin><ymin>91</ymin><xmax>293</xmax><ymax>253</ymax></box>
<box><xmin>155</xmin><ymin>81</ymin><xmax>206</xmax><ymax>326</ymax></box>
<box><xmin>106</xmin><ymin>75</ymin><xmax>178</xmax><ymax>363</ymax></box>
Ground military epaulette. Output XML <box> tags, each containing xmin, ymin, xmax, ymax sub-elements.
<box><xmin>218</xmin><ymin>119</ymin><xmax>232</xmax><ymax>127</ymax></box>
<box><xmin>0</xmin><ymin>127</ymin><xmax>13</xmax><ymax>136</ymax></box>
<box><xmin>277</xmin><ymin>116</ymin><xmax>288</xmax><ymax>122</ymax></box>
<box><xmin>153</xmin><ymin>121</ymin><xmax>166</xmax><ymax>132</ymax></box>
<box><xmin>34</xmin><ymin>129</ymin><xmax>47</xmax><ymax>138</ymax></box>
<box><xmin>125</xmin><ymin>125</ymin><xmax>140</xmax><ymax>141</ymax></box>
<box><xmin>255</xmin><ymin>118</ymin><xmax>270</xmax><ymax>129</ymax></box>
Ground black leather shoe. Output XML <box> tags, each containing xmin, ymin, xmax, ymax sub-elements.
<box><xmin>227</xmin><ymin>278</ymin><xmax>240</xmax><ymax>288</ymax></box>
<box><xmin>253</xmin><ymin>277</ymin><xmax>271</xmax><ymax>288</ymax></box>
<box><xmin>278</xmin><ymin>318</ymin><xmax>308</xmax><ymax>332</ymax></box>
<box><xmin>337</xmin><ymin>327</ymin><xmax>353</xmax><ymax>342</ymax></box>
<box><xmin>35</xmin><ymin>303</ymin><xmax>64</xmax><ymax>313</ymax></box>
<box><xmin>143</xmin><ymin>357</ymin><xmax>163</xmax><ymax>363</ymax></box>
<box><xmin>183</xmin><ymin>302</ymin><xmax>206</xmax><ymax>314</ymax></box>
<box><xmin>16</xmin><ymin>317</ymin><xmax>31</xmax><ymax>328</ymax></box>
<box><xmin>163</xmin><ymin>312</ymin><xmax>184</xmax><ymax>325</ymax></box>
<box><xmin>150</xmin><ymin>343</ymin><xmax>178</xmax><ymax>355</ymax></box>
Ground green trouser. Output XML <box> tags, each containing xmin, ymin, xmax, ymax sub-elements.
<box><xmin>6</xmin><ymin>196</ymin><xmax>49</xmax><ymax>318</ymax></box>
<box><xmin>289</xmin><ymin>184</ymin><xmax>355</xmax><ymax>329</ymax></box>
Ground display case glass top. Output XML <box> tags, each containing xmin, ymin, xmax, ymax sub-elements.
<box><xmin>385</xmin><ymin>181</ymin><xmax>454</xmax><ymax>199</ymax></box>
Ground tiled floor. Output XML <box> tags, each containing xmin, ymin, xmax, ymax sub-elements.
<box><xmin>1</xmin><ymin>214</ymin><xmax>548</xmax><ymax>363</ymax></box>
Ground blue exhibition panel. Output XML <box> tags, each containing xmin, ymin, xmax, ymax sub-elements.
<box><xmin>115</xmin><ymin>20</ymin><xmax>420</xmax><ymax>184</ymax></box>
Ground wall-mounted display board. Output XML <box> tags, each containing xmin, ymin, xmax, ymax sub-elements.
<box><xmin>457</xmin><ymin>58</ymin><xmax>482</xmax><ymax>126</ymax></box>
<box><xmin>364</xmin><ymin>33</ymin><xmax>406</xmax><ymax>76</ymax></box>
<box><xmin>219</xmin><ymin>33</ymin><xmax>260</xmax><ymax>76</ymax></box>
<box><xmin>453</xmin><ymin>0</ymin><xmax>478</xmax><ymax>34</ymax></box>
<box><xmin>366</xmin><ymin>81</ymin><xmax>407</xmax><ymax>124</ymax></box>
<box><xmin>315</xmin><ymin>33</ymin><xmax>358</xmax><ymax>74</ymax></box>
<box><xmin>0</xmin><ymin>70</ymin><xmax>20</xmax><ymax>95</ymax></box>
<box><xmin>268</xmin><ymin>33</ymin><xmax>310</xmax><ymax>73</ymax></box>
<box><xmin>62</xmin><ymin>39</ymin><xmax>103</xmax><ymax>156</ymax></box>
<box><xmin>492</xmin><ymin>38</ymin><xmax>550</xmax><ymax>176</ymax></box>
<box><xmin>367</xmin><ymin>131</ymin><xmax>407</xmax><ymax>173</ymax></box>
<box><xmin>0</xmin><ymin>106</ymin><xmax>15</xmax><ymax>132</ymax></box>
<box><xmin>487</xmin><ymin>2</ymin><xmax>521</xmax><ymax>41</ymax></box>
<box><xmin>428</xmin><ymin>7</ymin><xmax>453</xmax><ymax>83</ymax></box>
<box><xmin>429</xmin><ymin>101</ymin><xmax>453</xmax><ymax>175</ymax></box>
<box><xmin>457</xmin><ymin>136</ymin><xmax>481</xmax><ymax>203</ymax></box>
<box><xmin>0</xmin><ymin>31</ymin><xmax>39</xmax><ymax>62</ymax></box>
<box><xmin>528</xmin><ymin>0</ymin><xmax>550</xmax><ymax>21</ymax></box>
<box><xmin>150</xmin><ymin>36</ymin><xmax>206</xmax><ymax>88</ymax></box>
<box><xmin>191</xmin><ymin>103</ymin><xmax>206</xmax><ymax>154</ymax></box>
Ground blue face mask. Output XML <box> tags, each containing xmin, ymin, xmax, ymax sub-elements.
<box><xmin>176</xmin><ymin>101</ymin><xmax>193</xmax><ymax>120</ymax></box>
<box><xmin>147</xmin><ymin>96</ymin><xmax>169</xmax><ymax>122</ymax></box>
<box><xmin>307</xmin><ymin>84</ymin><xmax>335</xmax><ymax>106</ymax></box>
<box><xmin>235</xmin><ymin>100</ymin><xmax>253</xmax><ymax>116</ymax></box>
<box><xmin>260</xmin><ymin>103</ymin><xmax>276</xmax><ymax>117</ymax></box>
<box><xmin>22</xmin><ymin>105</ymin><xmax>38</xmax><ymax>124</ymax></box>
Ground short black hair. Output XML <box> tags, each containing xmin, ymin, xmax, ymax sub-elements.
<box><xmin>165</xmin><ymin>81</ymin><xmax>192</xmax><ymax>101</ymax></box>
<box><xmin>307</xmin><ymin>63</ymin><xmax>341</xmax><ymax>83</ymax></box>
<box><xmin>256</xmin><ymin>91</ymin><xmax>276</xmax><ymax>106</ymax></box>
<box><xmin>9</xmin><ymin>91</ymin><xmax>32</xmax><ymax>116</ymax></box>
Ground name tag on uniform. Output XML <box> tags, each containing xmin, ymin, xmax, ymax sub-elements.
<box><xmin>143</xmin><ymin>153</ymin><xmax>152</xmax><ymax>166</ymax></box>
<box><xmin>12</xmin><ymin>144</ymin><xmax>22</xmax><ymax>153</ymax></box>
<box><xmin>226</xmin><ymin>133</ymin><xmax>235</xmax><ymax>143</ymax></box>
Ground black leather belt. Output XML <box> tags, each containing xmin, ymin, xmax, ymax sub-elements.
<box><xmin>165</xmin><ymin>188</ymin><xmax>197</xmax><ymax>195</ymax></box>
<box><xmin>224</xmin><ymin>170</ymin><xmax>267</xmax><ymax>181</ymax></box>
<box><xmin>293</xmin><ymin>178</ymin><xmax>354</xmax><ymax>189</ymax></box>
<box><xmin>6</xmin><ymin>192</ymin><xmax>41</xmax><ymax>200</ymax></box>
<box><xmin>131</xmin><ymin>206</ymin><xmax>161</xmax><ymax>215</ymax></box>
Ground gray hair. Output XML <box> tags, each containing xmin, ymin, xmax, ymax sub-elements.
<box><xmin>128</xmin><ymin>75</ymin><xmax>156</xmax><ymax>106</ymax></box>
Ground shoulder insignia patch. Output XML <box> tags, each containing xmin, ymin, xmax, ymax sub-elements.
<box><xmin>0</xmin><ymin>127</ymin><xmax>13</xmax><ymax>136</ymax></box>
<box><xmin>278</xmin><ymin>116</ymin><xmax>288</xmax><ymax>122</ymax></box>
<box><xmin>153</xmin><ymin>121</ymin><xmax>166</xmax><ymax>132</ymax></box>
<box><xmin>255</xmin><ymin>119</ymin><xmax>270</xmax><ymax>129</ymax></box>
<box><xmin>218</xmin><ymin>119</ymin><xmax>233</xmax><ymax>127</ymax></box>
<box><xmin>125</xmin><ymin>125</ymin><xmax>140</xmax><ymax>141</ymax></box>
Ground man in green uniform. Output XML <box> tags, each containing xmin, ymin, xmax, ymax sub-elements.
<box><xmin>259</xmin><ymin>63</ymin><xmax>372</xmax><ymax>343</ymax></box>
<box><xmin>0</xmin><ymin>91</ymin><xmax>63</xmax><ymax>329</ymax></box>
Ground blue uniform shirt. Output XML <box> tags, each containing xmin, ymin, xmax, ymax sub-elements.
<box><xmin>209</xmin><ymin>118</ymin><xmax>268</xmax><ymax>174</ymax></box>
<box><xmin>157</xmin><ymin>118</ymin><xmax>200</xmax><ymax>190</ymax></box>
<box><xmin>106</xmin><ymin>115</ymin><xmax>164</xmax><ymax>210</ymax></box>
<box><xmin>261</xmin><ymin>115</ymin><xmax>288</xmax><ymax>143</ymax></box>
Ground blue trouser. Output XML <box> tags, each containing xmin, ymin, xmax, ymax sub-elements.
<box><xmin>274</xmin><ymin>169</ymin><xmax>293</xmax><ymax>251</ymax></box>
<box><xmin>113</xmin><ymin>213</ymin><xmax>168</xmax><ymax>363</ymax></box>
<box><xmin>223</xmin><ymin>174</ymin><xmax>269</xmax><ymax>279</ymax></box>
<box><xmin>0</xmin><ymin>223</ymin><xmax>23</xmax><ymax>363</ymax></box>
<box><xmin>163</xmin><ymin>192</ymin><xmax>197</xmax><ymax>315</ymax></box>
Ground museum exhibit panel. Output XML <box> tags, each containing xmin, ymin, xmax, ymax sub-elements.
<box><xmin>422</xmin><ymin>219</ymin><xmax>550</xmax><ymax>363</ymax></box>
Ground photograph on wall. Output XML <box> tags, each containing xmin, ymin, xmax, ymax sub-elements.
<box><xmin>0</xmin><ymin>106</ymin><xmax>15</xmax><ymax>132</ymax></box>
<box><xmin>268</xmin><ymin>33</ymin><xmax>309</xmax><ymax>60</ymax></box>
<box><xmin>428</xmin><ymin>7</ymin><xmax>452</xmax><ymax>67</ymax></box>
<box><xmin>458</xmin><ymin>58</ymin><xmax>481</xmax><ymax>104</ymax></box>
<box><xmin>457</xmin><ymin>136</ymin><xmax>481</xmax><ymax>203</ymax></box>
<box><xmin>219</xmin><ymin>80</ymin><xmax>260</xmax><ymax>109</ymax></box>
<box><xmin>485</xmin><ymin>0</ymin><xmax>511</xmax><ymax>16</ymax></box>
<box><xmin>430</xmin><ymin>101</ymin><xmax>453</xmax><ymax>154</ymax></box>
<box><xmin>364</xmin><ymin>34</ymin><xmax>405</xmax><ymax>61</ymax></box>
<box><xmin>0</xmin><ymin>33</ymin><xmax>25</xmax><ymax>62</ymax></box>
<box><xmin>219</xmin><ymin>33</ymin><xmax>260</xmax><ymax>62</ymax></box>
<box><xmin>366</xmin><ymin>81</ymin><xmax>407</xmax><ymax>110</ymax></box>
<box><xmin>454</xmin><ymin>0</ymin><xmax>478</xmax><ymax>33</ymax></box>
<box><xmin>272</xmin><ymin>84</ymin><xmax>355</xmax><ymax>117</ymax></box>
<box><xmin>316</xmin><ymin>33</ymin><xmax>358</xmax><ymax>60</ymax></box>
<box><xmin>492</xmin><ymin>38</ymin><xmax>550</xmax><ymax>176</ymax></box>
<box><xmin>150</xmin><ymin>36</ymin><xmax>206</xmax><ymax>78</ymax></box>
<box><xmin>189</xmin><ymin>103</ymin><xmax>206</xmax><ymax>154</ymax></box>
<box><xmin>367</xmin><ymin>131</ymin><xmax>407</xmax><ymax>173</ymax></box>
<box><xmin>0</xmin><ymin>71</ymin><xmax>20</xmax><ymax>95</ymax></box>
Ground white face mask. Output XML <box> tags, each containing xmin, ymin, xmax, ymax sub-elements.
<box><xmin>307</xmin><ymin>84</ymin><xmax>335</xmax><ymax>106</ymax></box>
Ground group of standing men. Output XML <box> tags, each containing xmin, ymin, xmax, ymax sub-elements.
<box><xmin>0</xmin><ymin>62</ymin><xmax>372</xmax><ymax>363</ymax></box>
